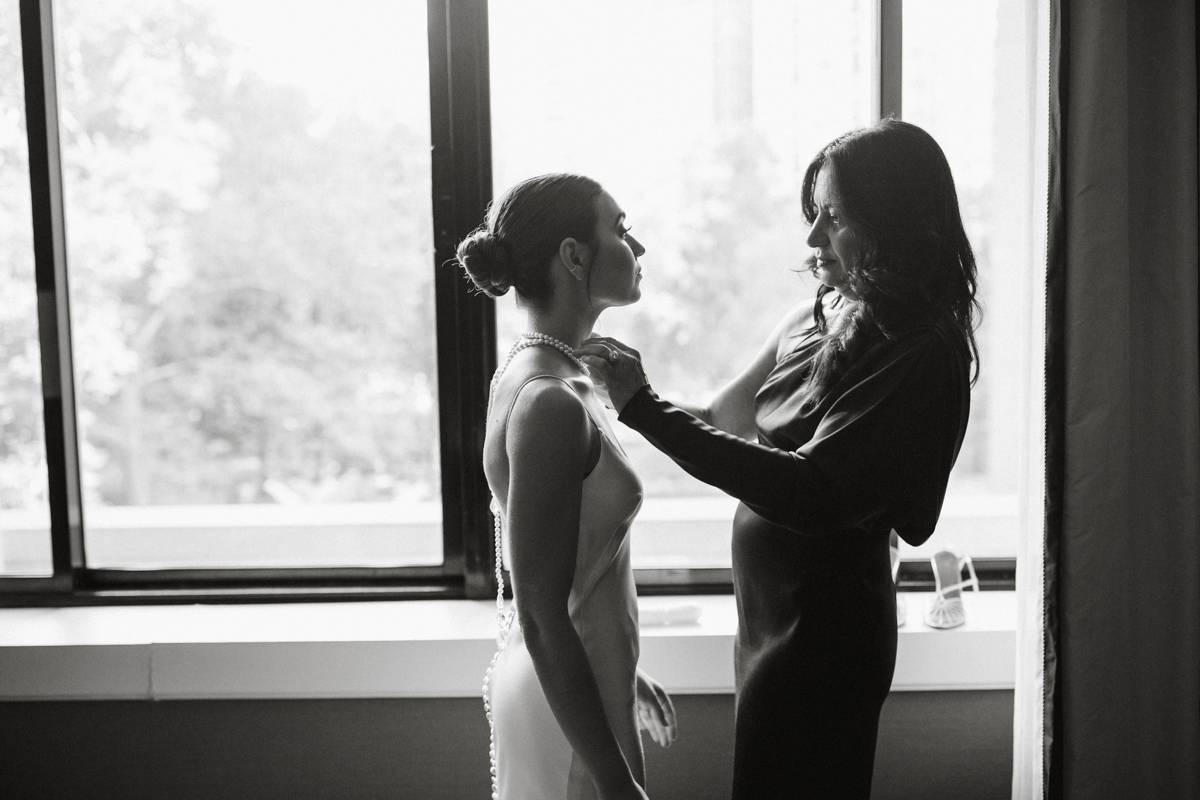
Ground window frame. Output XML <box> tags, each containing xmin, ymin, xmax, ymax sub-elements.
<box><xmin>1</xmin><ymin>0</ymin><xmax>1014</xmax><ymax>607</ymax></box>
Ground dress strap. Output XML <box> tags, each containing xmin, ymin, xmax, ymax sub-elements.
<box><xmin>499</xmin><ymin>374</ymin><xmax>605</xmax><ymax>435</ymax></box>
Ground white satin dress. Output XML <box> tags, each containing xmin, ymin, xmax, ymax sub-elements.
<box><xmin>485</xmin><ymin>374</ymin><xmax>645</xmax><ymax>800</ymax></box>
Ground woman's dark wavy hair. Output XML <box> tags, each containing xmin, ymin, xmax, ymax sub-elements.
<box><xmin>455</xmin><ymin>173</ymin><xmax>604</xmax><ymax>307</ymax></box>
<box><xmin>798</xmin><ymin>118</ymin><xmax>980</xmax><ymax>407</ymax></box>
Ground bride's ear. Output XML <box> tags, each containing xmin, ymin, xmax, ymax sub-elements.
<box><xmin>558</xmin><ymin>238</ymin><xmax>589</xmax><ymax>281</ymax></box>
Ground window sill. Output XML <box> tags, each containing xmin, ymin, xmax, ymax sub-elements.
<box><xmin>0</xmin><ymin>593</ymin><xmax>1014</xmax><ymax>701</ymax></box>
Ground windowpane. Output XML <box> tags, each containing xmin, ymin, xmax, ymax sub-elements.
<box><xmin>903</xmin><ymin>0</ymin><xmax>1042</xmax><ymax>559</ymax></box>
<box><xmin>0</xmin><ymin>2</ymin><xmax>53</xmax><ymax>577</ymax></box>
<box><xmin>55</xmin><ymin>0</ymin><xmax>440</xmax><ymax>570</ymax></box>
<box><xmin>490</xmin><ymin>0</ymin><xmax>877</xmax><ymax>568</ymax></box>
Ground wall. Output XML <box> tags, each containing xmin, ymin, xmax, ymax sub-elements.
<box><xmin>1</xmin><ymin>691</ymin><xmax>1012</xmax><ymax>799</ymax></box>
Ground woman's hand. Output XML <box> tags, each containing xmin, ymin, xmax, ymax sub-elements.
<box><xmin>577</xmin><ymin>336</ymin><xmax>649</xmax><ymax>413</ymax></box>
<box><xmin>635</xmin><ymin>668</ymin><xmax>678</xmax><ymax>748</ymax></box>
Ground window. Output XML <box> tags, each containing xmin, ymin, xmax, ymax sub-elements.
<box><xmin>4</xmin><ymin>0</ymin><xmax>1033</xmax><ymax>603</ymax></box>
<box><xmin>901</xmin><ymin>0</ymin><xmax>1043</xmax><ymax>572</ymax></box>
<box><xmin>490</xmin><ymin>0</ymin><xmax>1040</xmax><ymax>584</ymax></box>
<box><xmin>0</xmin><ymin>0</ymin><xmax>52</xmax><ymax>577</ymax></box>
<box><xmin>53</xmin><ymin>0</ymin><xmax>440</xmax><ymax>572</ymax></box>
<box><xmin>489</xmin><ymin>0</ymin><xmax>878</xmax><ymax>574</ymax></box>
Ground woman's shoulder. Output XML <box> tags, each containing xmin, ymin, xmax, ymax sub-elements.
<box><xmin>895</xmin><ymin>319</ymin><xmax>970</xmax><ymax>365</ymax></box>
<box><xmin>773</xmin><ymin>300</ymin><xmax>822</xmax><ymax>359</ymax></box>
<box><xmin>492</xmin><ymin>350</ymin><xmax>592</xmax><ymax>426</ymax></box>
<box><xmin>838</xmin><ymin>319</ymin><xmax>966</xmax><ymax>386</ymax></box>
<box><xmin>859</xmin><ymin>320</ymin><xmax>971</xmax><ymax>399</ymax></box>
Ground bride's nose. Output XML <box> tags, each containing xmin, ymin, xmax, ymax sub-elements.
<box><xmin>627</xmin><ymin>234</ymin><xmax>646</xmax><ymax>258</ymax></box>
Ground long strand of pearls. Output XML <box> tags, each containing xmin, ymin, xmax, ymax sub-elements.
<box><xmin>494</xmin><ymin>332</ymin><xmax>589</xmax><ymax>381</ymax></box>
<box><xmin>481</xmin><ymin>332</ymin><xmax>587</xmax><ymax>800</ymax></box>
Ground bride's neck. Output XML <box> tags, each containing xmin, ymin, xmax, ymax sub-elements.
<box><xmin>524</xmin><ymin>308</ymin><xmax>598</xmax><ymax>350</ymax></box>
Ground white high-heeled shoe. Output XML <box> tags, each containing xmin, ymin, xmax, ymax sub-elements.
<box><xmin>924</xmin><ymin>549</ymin><xmax>979</xmax><ymax>629</ymax></box>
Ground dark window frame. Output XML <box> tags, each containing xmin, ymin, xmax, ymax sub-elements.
<box><xmin>1</xmin><ymin>0</ymin><xmax>1014</xmax><ymax>607</ymax></box>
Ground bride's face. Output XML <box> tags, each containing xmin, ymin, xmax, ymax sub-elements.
<box><xmin>586</xmin><ymin>191</ymin><xmax>645</xmax><ymax>310</ymax></box>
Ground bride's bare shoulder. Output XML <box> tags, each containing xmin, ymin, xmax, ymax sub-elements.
<box><xmin>491</xmin><ymin>348</ymin><xmax>586</xmax><ymax>413</ymax></box>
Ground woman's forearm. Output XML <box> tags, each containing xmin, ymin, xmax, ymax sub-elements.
<box><xmin>520</xmin><ymin>607</ymin><xmax>641</xmax><ymax>797</ymax></box>
<box><xmin>619</xmin><ymin>387</ymin><xmax>839</xmax><ymax>533</ymax></box>
<box><xmin>618</xmin><ymin>331</ymin><xmax>969</xmax><ymax>543</ymax></box>
<box><xmin>669</xmin><ymin>397</ymin><xmax>755</xmax><ymax>437</ymax></box>
<box><xmin>661</xmin><ymin>375</ymin><xmax>761</xmax><ymax>439</ymax></box>
<box><xmin>672</xmin><ymin>400</ymin><xmax>713</xmax><ymax>427</ymax></box>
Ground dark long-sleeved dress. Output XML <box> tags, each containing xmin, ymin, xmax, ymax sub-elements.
<box><xmin>618</xmin><ymin>318</ymin><xmax>971</xmax><ymax>799</ymax></box>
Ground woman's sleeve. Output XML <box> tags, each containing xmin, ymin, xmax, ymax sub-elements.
<box><xmin>618</xmin><ymin>331</ymin><xmax>969</xmax><ymax>545</ymax></box>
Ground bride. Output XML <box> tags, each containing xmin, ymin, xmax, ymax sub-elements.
<box><xmin>456</xmin><ymin>173</ymin><xmax>676</xmax><ymax>800</ymax></box>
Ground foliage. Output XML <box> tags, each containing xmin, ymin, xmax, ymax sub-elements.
<box><xmin>0</xmin><ymin>6</ymin><xmax>49</xmax><ymax>510</ymax></box>
<box><xmin>2</xmin><ymin>1</ymin><xmax>436</xmax><ymax>508</ymax></box>
<box><xmin>1</xmin><ymin>0</ymin><xmax>990</xmax><ymax>513</ymax></box>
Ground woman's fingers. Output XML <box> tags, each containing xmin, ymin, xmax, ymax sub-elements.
<box><xmin>635</xmin><ymin>670</ymin><xmax>678</xmax><ymax>748</ymax></box>
<box><xmin>576</xmin><ymin>342</ymin><xmax>646</xmax><ymax>377</ymax></box>
<box><xmin>577</xmin><ymin>339</ymin><xmax>648</xmax><ymax>413</ymax></box>
<box><xmin>637</xmin><ymin>697</ymin><xmax>668</xmax><ymax>747</ymax></box>
<box><xmin>580</xmin><ymin>336</ymin><xmax>641</xmax><ymax>361</ymax></box>
<box><xmin>636</xmin><ymin>702</ymin><xmax>654</xmax><ymax>742</ymax></box>
<box><xmin>641</xmin><ymin>703</ymin><xmax>666</xmax><ymax>747</ymax></box>
<box><xmin>586</xmin><ymin>367</ymin><xmax>615</xmax><ymax>409</ymax></box>
<box><xmin>577</xmin><ymin>355</ymin><xmax>620</xmax><ymax>410</ymax></box>
<box><xmin>577</xmin><ymin>354</ymin><xmax>613</xmax><ymax>379</ymax></box>
<box><xmin>652</xmin><ymin>684</ymin><xmax>677</xmax><ymax>746</ymax></box>
<box><xmin>575</xmin><ymin>342</ymin><xmax>620</xmax><ymax>362</ymax></box>
<box><xmin>656</xmin><ymin>684</ymin><xmax>678</xmax><ymax>736</ymax></box>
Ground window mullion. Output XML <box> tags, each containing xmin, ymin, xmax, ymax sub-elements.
<box><xmin>879</xmin><ymin>0</ymin><xmax>903</xmax><ymax>119</ymax></box>
<box><xmin>20</xmin><ymin>0</ymin><xmax>85</xmax><ymax>590</ymax></box>
<box><xmin>428</xmin><ymin>0</ymin><xmax>497</xmax><ymax>599</ymax></box>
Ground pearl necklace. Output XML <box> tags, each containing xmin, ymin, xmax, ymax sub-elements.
<box><xmin>493</xmin><ymin>332</ymin><xmax>588</xmax><ymax>385</ymax></box>
<box><xmin>482</xmin><ymin>332</ymin><xmax>587</xmax><ymax>800</ymax></box>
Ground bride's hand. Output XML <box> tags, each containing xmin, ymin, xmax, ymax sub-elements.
<box><xmin>635</xmin><ymin>668</ymin><xmax>678</xmax><ymax>748</ymax></box>
<box><xmin>576</xmin><ymin>336</ymin><xmax>649</xmax><ymax>413</ymax></box>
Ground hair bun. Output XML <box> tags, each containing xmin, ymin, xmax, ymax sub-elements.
<box><xmin>455</xmin><ymin>227</ymin><xmax>511</xmax><ymax>297</ymax></box>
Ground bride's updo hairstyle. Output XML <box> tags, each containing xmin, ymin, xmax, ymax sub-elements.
<box><xmin>456</xmin><ymin>173</ymin><xmax>605</xmax><ymax>306</ymax></box>
<box><xmin>797</xmin><ymin>118</ymin><xmax>981</xmax><ymax>407</ymax></box>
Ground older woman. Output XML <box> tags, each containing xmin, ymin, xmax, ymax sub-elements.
<box><xmin>579</xmin><ymin>119</ymin><xmax>977</xmax><ymax>799</ymax></box>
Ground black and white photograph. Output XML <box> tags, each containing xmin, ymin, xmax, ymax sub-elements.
<box><xmin>0</xmin><ymin>1</ymin><xmax>1196</xmax><ymax>798</ymax></box>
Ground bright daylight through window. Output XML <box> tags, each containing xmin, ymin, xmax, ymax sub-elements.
<box><xmin>0</xmin><ymin>1</ymin><xmax>52</xmax><ymax>577</ymax></box>
<box><xmin>13</xmin><ymin>0</ymin><xmax>441</xmax><ymax>572</ymax></box>
<box><xmin>1</xmin><ymin>0</ymin><xmax>1041</xmax><ymax>593</ymax></box>
<box><xmin>491</xmin><ymin>0</ymin><xmax>1041</xmax><ymax>570</ymax></box>
<box><xmin>901</xmin><ymin>0</ymin><xmax>1042</xmax><ymax>564</ymax></box>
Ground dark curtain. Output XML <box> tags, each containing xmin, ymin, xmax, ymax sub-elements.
<box><xmin>1042</xmin><ymin>1</ymin><xmax>1200</xmax><ymax>798</ymax></box>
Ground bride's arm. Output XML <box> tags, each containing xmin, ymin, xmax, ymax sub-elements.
<box><xmin>504</xmin><ymin>380</ymin><xmax>648</xmax><ymax>800</ymax></box>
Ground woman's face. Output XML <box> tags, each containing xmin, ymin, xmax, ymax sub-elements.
<box><xmin>586</xmin><ymin>190</ymin><xmax>646</xmax><ymax>309</ymax></box>
<box><xmin>805</xmin><ymin>164</ymin><xmax>861</xmax><ymax>301</ymax></box>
